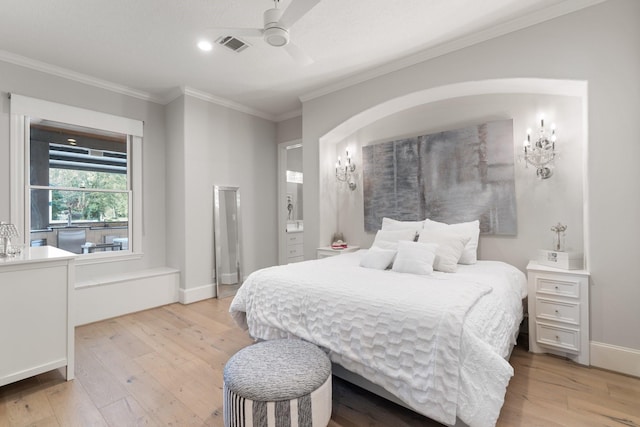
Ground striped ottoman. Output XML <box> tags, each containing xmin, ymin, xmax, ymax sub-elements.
<box><xmin>223</xmin><ymin>339</ymin><xmax>332</xmax><ymax>427</ymax></box>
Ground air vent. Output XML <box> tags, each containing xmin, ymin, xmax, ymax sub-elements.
<box><xmin>216</xmin><ymin>36</ymin><xmax>250</xmax><ymax>53</ymax></box>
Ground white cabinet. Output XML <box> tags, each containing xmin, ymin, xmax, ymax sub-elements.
<box><xmin>316</xmin><ymin>246</ymin><xmax>360</xmax><ymax>259</ymax></box>
<box><xmin>0</xmin><ymin>246</ymin><xmax>76</xmax><ymax>386</ymax></box>
<box><xmin>527</xmin><ymin>261</ymin><xmax>590</xmax><ymax>365</ymax></box>
<box><xmin>286</xmin><ymin>231</ymin><xmax>304</xmax><ymax>263</ymax></box>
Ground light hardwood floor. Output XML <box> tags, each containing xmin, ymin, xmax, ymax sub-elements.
<box><xmin>1</xmin><ymin>298</ymin><xmax>639</xmax><ymax>427</ymax></box>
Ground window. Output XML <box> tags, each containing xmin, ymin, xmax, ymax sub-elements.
<box><xmin>10</xmin><ymin>94</ymin><xmax>143</xmax><ymax>261</ymax></box>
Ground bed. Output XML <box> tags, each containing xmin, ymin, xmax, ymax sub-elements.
<box><xmin>229</xmin><ymin>237</ymin><xmax>526</xmax><ymax>427</ymax></box>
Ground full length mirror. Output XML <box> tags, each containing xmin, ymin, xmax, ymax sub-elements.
<box><xmin>214</xmin><ymin>185</ymin><xmax>242</xmax><ymax>298</ymax></box>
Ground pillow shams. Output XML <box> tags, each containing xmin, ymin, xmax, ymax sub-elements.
<box><xmin>381</xmin><ymin>217</ymin><xmax>425</xmax><ymax>231</ymax></box>
<box><xmin>417</xmin><ymin>229</ymin><xmax>470</xmax><ymax>273</ymax></box>
<box><xmin>423</xmin><ymin>219</ymin><xmax>480</xmax><ymax>264</ymax></box>
<box><xmin>372</xmin><ymin>229</ymin><xmax>418</xmax><ymax>250</ymax></box>
<box><xmin>391</xmin><ymin>241</ymin><xmax>438</xmax><ymax>275</ymax></box>
<box><xmin>360</xmin><ymin>247</ymin><xmax>397</xmax><ymax>270</ymax></box>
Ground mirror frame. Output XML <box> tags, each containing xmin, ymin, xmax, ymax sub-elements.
<box><xmin>213</xmin><ymin>185</ymin><xmax>242</xmax><ymax>297</ymax></box>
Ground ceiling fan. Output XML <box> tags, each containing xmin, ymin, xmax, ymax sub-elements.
<box><xmin>208</xmin><ymin>0</ymin><xmax>321</xmax><ymax>65</ymax></box>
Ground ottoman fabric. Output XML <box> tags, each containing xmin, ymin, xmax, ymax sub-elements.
<box><xmin>223</xmin><ymin>339</ymin><xmax>332</xmax><ymax>427</ymax></box>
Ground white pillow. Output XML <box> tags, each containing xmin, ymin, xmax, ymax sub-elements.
<box><xmin>391</xmin><ymin>241</ymin><xmax>438</xmax><ymax>275</ymax></box>
<box><xmin>360</xmin><ymin>247</ymin><xmax>397</xmax><ymax>270</ymax></box>
<box><xmin>381</xmin><ymin>217</ymin><xmax>425</xmax><ymax>232</ymax></box>
<box><xmin>372</xmin><ymin>229</ymin><xmax>418</xmax><ymax>250</ymax></box>
<box><xmin>422</xmin><ymin>219</ymin><xmax>480</xmax><ymax>264</ymax></box>
<box><xmin>418</xmin><ymin>229</ymin><xmax>470</xmax><ymax>273</ymax></box>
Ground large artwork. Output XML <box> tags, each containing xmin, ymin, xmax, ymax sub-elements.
<box><xmin>363</xmin><ymin>119</ymin><xmax>517</xmax><ymax>235</ymax></box>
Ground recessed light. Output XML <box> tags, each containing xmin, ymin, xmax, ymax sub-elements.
<box><xmin>198</xmin><ymin>40</ymin><xmax>213</xmax><ymax>52</ymax></box>
<box><xmin>67</xmin><ymin>138</ymin><xmax>77</xmax><ymax>145</ymax></box>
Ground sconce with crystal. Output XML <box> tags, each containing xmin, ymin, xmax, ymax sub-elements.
<box><xmin>522</xmin><ymin>116</ymin><xmax>557</xmax><ymax>179</ymax></box>
<box><xmin>335</xmin><ymin>150</ymin><xmax>357</xmax><ymax>191</ymax></box>
<box><xmin>0</xmin><ymin>221</ymin><xmax>20</xmax><ymax>257</ymax></box>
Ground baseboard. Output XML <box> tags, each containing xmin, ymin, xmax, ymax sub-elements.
<box><xmin>179</xmin><ymin>282</ymin><xmax>216</xmax><ymax>304</ymax></box>
<box><xmin>590</xmin><ymin>341</ymin><xmax>640</xmax><ymax>378</ymax></box>
<box><xmin>75</xmin><ymin>267</ymin><xmax>180</xmax><ymax>326</ymax></box>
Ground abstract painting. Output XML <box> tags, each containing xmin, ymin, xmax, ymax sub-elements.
<box><xmin>362</xmin><ymin>119</ymin><xmax>517</xmax><ymax>235</ymax></box>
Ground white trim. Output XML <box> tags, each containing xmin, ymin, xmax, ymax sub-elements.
<box><xmin>10</xmin><ymin>93</ymin><xmax>143</xmax><ymax>136</ymax></box>
<box><xmin>179</xmin><ymin>283</ymin><xmax>216</xmax><ymax>304</ymax></box>
<box><xmin>319</xmin><ymin>78</ymin><xmax>588</xmax><ymax>144</ymax></box>
<box><xmin>9</xmin><ymin>114</ymin><xmax>26</xmax><ymax>233</ymax></box>
<box><xmin>181</xmin><ymin>86</ymin><xmax>275</xmax><ymax>121</ymax></box>
<box><xmin>74</xmin><ymin>251</ymin><xmax>144</xmax><ymax>266</ymax></box>
<box><xmin>0</xmin><ymin>50</ymin><xmax>162</xmax><ymax>104</ymax></box>
<box><xmin>300</xmin><ymin>0</ymin><xmax>605</xmax><ymax>103</ymax></box>
<box><xmin>0</xmin><ymin>51</ymin><xmax>284</xmax><ymax>120</ymax></box>
<box><xmin>590</xmin><ymin>341</ymin><xmax>640</xmax><ymax>378</ymax></box>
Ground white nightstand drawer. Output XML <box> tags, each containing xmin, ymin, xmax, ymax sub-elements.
<box><xmin>287</xmin><ymin>233</ymin><xmax>303</xmax><ymax>245</ymax></box>
<box><xmin>535</xmin><ymin>297</ymin><xmax>580</xmax><ymax>325</ymax></box>
<box><xmin>536</xmin><ymin>276</ymin><xmax>580</xmax><ymax>298</ymax></box>
<box><xmin>287</xmin><ymin>244</ymin><xmax>303</xmax><ymax>257</ymax></box>
<box><xmin>536</xmin><ymin>322</ymin><xmax>580</xmax><ymax>352</ymax></box>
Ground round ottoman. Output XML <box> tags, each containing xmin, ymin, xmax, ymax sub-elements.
<box><xmin>223</xmin><ymin>339</ymin><xmax>332</xmax><ymax>427</ymax></box>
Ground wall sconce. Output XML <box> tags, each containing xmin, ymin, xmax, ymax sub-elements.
<box><xmin>0</xmin><ymin>221</ymin><xmax>20</xmax><ymax>257</ymax></box>
<box><xmin>335</xmin><ymin>150</ymin><xmax>357</xmax><ymax>191</ymax></box>
<box><xmin>523</xmin><ymin>115</ymin><xmax>557</xmax><ymax>179</ymax></box>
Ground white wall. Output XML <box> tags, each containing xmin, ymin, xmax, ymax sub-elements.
<box><xmin>164</xmin><ymin>96</ymin><xmax>187</xmax><ymax>287</ymax></box>
<box><xmin>166</xmin><ymin>94</ymin><xmax>278</xmax><ymax>301</ymax></box>
<box><xmin>277</xmin><ymin>115</ymin><xmax>302</xmax><ymax>144</ymax></box>
<box><xmin>335</xmin><ymin>93</ymin><xmax>584</xmax><ymax>272</ymax></box>
<box><xmin>303</xmin><ymin>0</ymin><xmax>640</xmax><ymax>358</ymax></box>
<box><xmin>0</xmin><ymin>60</ymin><xmax>168</xmax><ymax>281</ymax></box>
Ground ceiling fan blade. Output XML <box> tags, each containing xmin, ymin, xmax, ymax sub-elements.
<box><xmin>284</xmin><ymin>42</ymin><xmax>314</xmax><ymax>66</ymax></box>
<box><xmin>207</xmin><ymin>28</ymin><xmax>264</xmax><ymax>38</ymax></box>
<box><xmin>279</xmin><ymin>0</ymin><xmax>321</xmax><ymax>28</ymax></box>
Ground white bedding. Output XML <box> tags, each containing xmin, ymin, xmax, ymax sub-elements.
<box><xmin>229</xmin><ymin>251</ymin><xmax>526</xmax><ymax>427</ymax></box>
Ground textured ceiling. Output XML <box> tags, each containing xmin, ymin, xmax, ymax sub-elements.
<box><xmin>0</xmin><ymin>0</ymin><xmax>600</xmax><ymax>120</ymax></box>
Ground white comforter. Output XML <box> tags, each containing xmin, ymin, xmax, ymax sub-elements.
<box><xmin>229</xmin><ymin>251</ymin><xmax>526</xmax><ymax>427</ymax></box>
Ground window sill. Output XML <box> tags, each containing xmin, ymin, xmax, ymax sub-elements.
<box><xmin>74</xmin><ymin>250</ymin><xmax>143</xmax><ymax>266</ymax></box>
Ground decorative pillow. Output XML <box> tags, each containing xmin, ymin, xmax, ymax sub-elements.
<box><xmin>422</xmin><ymin>219</ymin><xmax>480</xmax><ymax>264</ymax></box>
<box><xmin>417</xmin><ymin>229</ymin><xmax>471</xmax><ymax>273</ymax></box>
<box><xmin>371</xmin><ymin>229</ymin><xmax>418</xmax><ymax>250</ymax></box>
<box><xmin>391</xmin><ymin>241</ymin><xmax>438</xmax><ymax>275</ymax></box>
<box><xmin>381</xmin><ymin>217</ymin><xmax>425</xmax><ymax>233</ymax></box>
<box><xmin>359</xmin><ymin>247</ymin><xmax>397</xmax><ymax>270</ymax></box>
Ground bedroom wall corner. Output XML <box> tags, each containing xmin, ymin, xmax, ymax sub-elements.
<box><xmin>175</xmin><ymin>94</ymin><xmax>278</xmax><ymax>300</ymax></box>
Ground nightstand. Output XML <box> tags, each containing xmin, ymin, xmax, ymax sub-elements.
<box><xmin>526</xmin><ymin>261</ymin><xmax>590</xmax><ymax>365</ymax></box>
<box><xmin>316</xmin><ymin>246</ymin><xmax>360</xmax><ymax>259</ymax></box>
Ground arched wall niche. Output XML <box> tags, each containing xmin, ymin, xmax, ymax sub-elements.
<box><xmin>317</xmin><ymin>77</ymin><xmax>589</xmax><ymax>271</ymax></box>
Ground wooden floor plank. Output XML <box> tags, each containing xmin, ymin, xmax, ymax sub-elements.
<box><xmin>1</xmin><ymin>297</ymin><xmax>639</xmax><ymax>427</ymax></box>
<box><xmin>99</xmin><ymin>395</ymin><xmax>153</xmax><ymax>427</ymax></box>
<box><xmin>44</xmin><ymin>380</ymin><xmax>108</xmax><ymax>427</ymax></box>
<box><xmin>73</xmin><ymin>343</ymin><xmax>129</xmax><ymax>409</ymax></box>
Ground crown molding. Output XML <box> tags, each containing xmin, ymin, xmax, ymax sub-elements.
<box><xmin>0</xmin><ymin>50</ymin><xmax>163</xmax><ymax>104</ymax></box>
<box><xmin>300</xmin><ymin>0</ymin><xmax>606</xmax><ymax>103</ymax></box>
<box><xmin>274</xmin><ymin>108</ymin><xmax>302</xmax><ymax>122</ymax></box>
<box><xmin>0</xmin><ymin>50</ymin><xmax>279</xmax><ymax>121</ymax></box>
<box><xmin>181</xmin><ymin>86</ymin><xmax>276</xmax><ymax>121</ymax></box>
